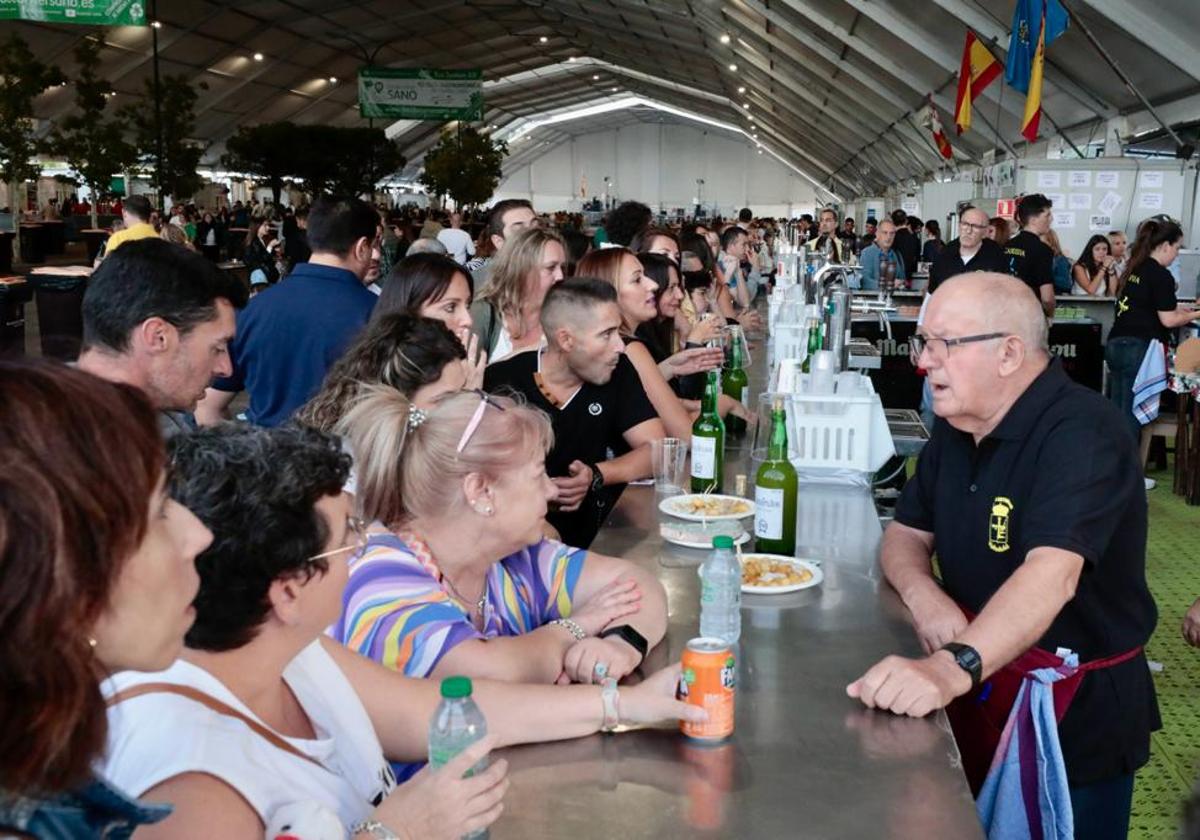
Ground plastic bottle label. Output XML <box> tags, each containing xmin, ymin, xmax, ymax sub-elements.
<box><xmin>755</xmin><ymin>487</ymin><xmax>784</xmax><ymax>540</ymax></box>
<box><xmin>692</xmin><ymin>436</ymin><xmax>717</xmax><ymax>480</ymax></box>
<box><xmin>740</xmin><ymin>389</ymin><xmax>749</xmax><ymax>409</ymax></box>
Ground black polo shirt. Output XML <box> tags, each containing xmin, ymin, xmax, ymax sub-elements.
<box><xmin>1003</xmin><ymin>230</ymin><xmax>1055</xmax><ymax>297</ymax></box>
<box><xmin>1109</xmin><ymin>258</ymin><xmax>1176</xmax><ymax>344</ymax></box>
<box><xmin>483</xmin><ymin>347</ymin><xmax>658</xmax><ymax>547</ymax></box>
<box><xmin>927</xmin><ymin>237</ymin><xmax>1010</xmax><ymax>293</ymax></box>
<box><xmin>895</xmin><ymin>359</ymin><xmax>1159</xmax><ymax>786</ymax></box>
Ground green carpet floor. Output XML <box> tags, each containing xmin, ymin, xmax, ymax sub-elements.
<box><xmin>1131</xmin><ymin>462</ymin><xmax>1200</xmax><ymax>839</ymax></box>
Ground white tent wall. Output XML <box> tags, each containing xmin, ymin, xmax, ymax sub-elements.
<box><xmin>492</xmin><ymin>122</ymin><xmax>818</xmax><ymax>217</ymax></box>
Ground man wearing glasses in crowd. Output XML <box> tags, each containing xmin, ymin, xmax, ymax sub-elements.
<box><xmin>849</xmin><ymin>273</ymin><xmax>1158</xmax><ymax>840</ymax></box>
<box><xmin>926</xmin><ymin>206</ymin><xmax>1009</xmax><ymax>294</ymax></box>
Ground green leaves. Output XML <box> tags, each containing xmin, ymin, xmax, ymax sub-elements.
<box><xmin>420</xmin><ymin>127</ymin><xmax>507</xmax><ymax>208</ymax></box>
<box><xmin>0</xmin><ymin>33</ymin><xmax>65</xmax><ymax>184</ymax></box>
<box><xmin>120</xmin><ymin>74</ymin><xmax>207</xmax><ymax>201</ymax></box>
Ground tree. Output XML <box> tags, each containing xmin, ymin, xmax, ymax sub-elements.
<box><xmin>0</xmin><ymin>33</ymin><xmax>64</xmax><ymax>210</ymax></box>
<box><xmin>122</xmin><ymin>74</ymin><xmax>208</xmax><ymax>202</ymax></box>
<box><xmin>420</xmin><ymin>127</ymin><xmax>507</xmax><ymax>208</ymax></box>
<box><xmin>222</xmin><ymin>122</ymin><xmax>299</xmax><ymax>205</ymax></box>
<box><xmin>50</xmin><ymin>35</ymin><xmax>136</xmax><ymax>228</ymax></box>
<box><xmin>326</xmin><ymin>127</ymin><xmax>405</xmax><ymax>198</ymax></box>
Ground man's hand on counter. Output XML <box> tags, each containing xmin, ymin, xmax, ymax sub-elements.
<box><xmin>908</xmin><ymin>592</ymin><xmax>969</xmax><ymax>655</ymax></box>
<box><xmin>845</xmin><ymin>650</ymin><xmax>973</xmax><ymax>718</ymax></box>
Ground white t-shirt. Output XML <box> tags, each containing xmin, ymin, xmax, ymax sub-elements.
<box><xmin>436</xmin><ymin>228</ymin><xmax>475</xmax><ymax>265</ymax></box>
<box><xmin>101</xmin><ymin>641</ymin><xmax>395</xmax><ymax>831</ymax></box>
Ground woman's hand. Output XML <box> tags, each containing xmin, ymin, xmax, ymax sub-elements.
<box><xmin>686</xmin><ymin>316</ymin><xmax>723</xmax><ymax>346</ymax></box>
<box><xmin>619</xmin><ymin>664</ymin><xmax>708</xmax><ymax>727</ymax></box>
<box><xmin>658</xmin><ymin>346</ymin><xmax>724</xmax><ymax>380</ymax></box>
<box><xmin>563</xmin><ymin>636</ymin><xmax>643</xmax><ymax>683</ymax></box>
<box><xmin>568</xmin><ymin>578</ymin><xmax>641</xmax><ymax>635</ymax></box>
<box><xmin>369</xmin><ymin>736</ymin><xmax>508</xmax><ymax>840</ymax></box>
<box><xmin>459</xmin><ymin>329</ymin><xmax>488</xmax><ymax>390</ymax></box>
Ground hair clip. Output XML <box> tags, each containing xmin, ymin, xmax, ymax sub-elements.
<box><xmin>407</xmin><ymin>407</ymin><xmax>427</xmax><ymax>431</ymax></box>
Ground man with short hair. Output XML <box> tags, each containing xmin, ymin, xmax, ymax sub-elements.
<box><xmin>436</xmin><ymin>211</ymin><xmax>476</xmax><ymax>265</ymax></box>
<box><xmin>718</xmin><ymin>226</ymin><xmax>753</xmax><ymax>308</ymax></box>
<box><xmin>100</xmin><ymin>195</ymin><xmax>158</xmax><ymax>257</ymax></box>
<box><xmin>736</xmin><ymin>207</ymin><xmax>753</xmax><ymax>230</ymax></box>
<box><xmin>471</xmin><ymin>199</ymin><xmax>536</xmax><ymax>286</ymax></box>
<box><xmin>1005</xmin><ymin>193</ymin><xmax>1057</xmax><ymax>318</ymax></box>
<box><xmin>859</xmin><ymin>217</ymin><xmax>878</xmax><ymax>251</ymax></box>
<box><xmin>195</xmin><ymin>196</ymin><xmax>381</xmax><ymax>428</ymax></box>
<box><xmin>891</xmin><ymin>209</ymin><xmax>921</xmax><ymax>278</ymax></box>
<box><xmin>484</xmin><ymin>277</ymin><xmax>665</xmax><ymax>547</ymax></box>
<box><xmin>848</xmin><ymin>273</ymin><xmax>1157</xmax><ymax>838</ymax></box>
<box><xmin>78</xmin><ymin>238</ymin><xmax>246</xmax><ymax>437</ymax></box>
<box><xmin>605</xmin><ymin>201</ymin><xmax>653</xmax><ymax>248</ymax></box>
<box><xmin>858</xmin><ymin>219</ymin><xmax>906</xmax><ymax>292</ymax></box>
<box><xmin>1108</xmin><ymin>229</ymin><xmax>1129</xmax><ymax>279</ymax></box>
<box><xmin>812</xmin><ymin>208</ymin><xmax>846</xmax><ymax>262</ymax></box>
<box><xmin>927</xmin><ymin>206</ymin><xmax>1009</xmax><ymax>293</ymax></box>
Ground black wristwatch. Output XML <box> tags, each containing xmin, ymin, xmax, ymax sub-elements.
<box><xmin>585</xmin><ymin>462</ymin><xmax>605</xmax><ymax>495</ymax></box>
<box><xmin>941</xmin><ymin>642</ymin><xmax>983</xmax><ymax>687</ymax></box>
<box><xmin>599</xmin><ymin>624</ymin><xmax>648</xmax><ymax>663</ymax></box>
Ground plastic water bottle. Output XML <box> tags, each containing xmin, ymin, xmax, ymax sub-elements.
<box><xmin>428</xmin><ymin>676</ymin><xmax>489</xmax><ymax>839</ymax></box>
<box><xmin>700</xmin><ymin>535</ymin><xmax>741</xmax><ymax>643</ymax></box>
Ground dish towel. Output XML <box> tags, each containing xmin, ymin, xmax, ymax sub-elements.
<box><xmin>976</xmin><ymin>654</ymin><xmax>1078</xmax><ymax>840</ymax></box>
<box><xmin>1132</xmin><ymin>339</ymin><xmax>1167</xmax><ymax>425</ymax></box>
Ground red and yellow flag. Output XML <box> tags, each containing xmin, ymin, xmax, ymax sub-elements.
<box><xmin>1021</xmin><ymin>10</ymin><xmax>1048</xmax><ymax>141</ymax></box>
<box><xmin>954</xmin><ymin>31</ymin><xmax>1002</xmax><ymax>134</ymax></box>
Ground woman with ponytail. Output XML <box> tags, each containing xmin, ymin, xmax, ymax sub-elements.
<box><xmin>1106</xmin><ymin>217</ymin><xmax>1199</xmax><ymax>445</ymax></box>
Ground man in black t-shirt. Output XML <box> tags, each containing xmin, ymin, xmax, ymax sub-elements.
<box><xmin>847</xmin><ymin>273</ymin><xmax>1157</xmax><ymax>838</ymax></box>
<box><xmin>927</xmin><ymin>206</ymin><xmax>1009</xmax><ymax>293</ymax></box>
<box><xmin>890</xmin><ymin>209</ymin><xmax>920</xmax><ymax>278</ymax></box>
<box><xmin>1004</xmin><ymin>193</ymin><xmax>1056</xmax><ymax>318</ymax></box>
<box><xmin>484</xmin><ymin>278</ymin><xmax>665</xmax><ymax>547</ymax></box>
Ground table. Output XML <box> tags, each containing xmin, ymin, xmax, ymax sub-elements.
<box><xmin>493</xmin><ymin>362</ymin><xmax>981</xmax><ymax>839</ymax></box>
<box><xmin>19</xmin><ymin>223</ymin><xmax>46</xmax><ymax>264</ymax></box>
<box><xmin>27</xmin><ymin>267</ymin><xmax>91</xmax><ymax>361</ymax></box>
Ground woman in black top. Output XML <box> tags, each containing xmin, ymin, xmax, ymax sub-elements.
<box><xmin>921</xmin><ymin>220</ymin><xmax>944</xmax><ymax>263</ymax></box>
<box><xmin>242</xmin><ymin>218</ymin><xmax>279</xmax><ymax>285</ymax></box>
<box><xmin>1105</xmin><ymin>217</ymin><xmax>1198</xmax><ymax>443</ymax></box>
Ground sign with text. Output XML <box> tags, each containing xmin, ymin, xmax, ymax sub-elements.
<box><xmin>996</xmin><ymin>198</ymin><xmax>1016</xmax><ymax>218</ymax></box>
<box><xmin>0</xmin><ymin>0</ymin><xmax>146</xmax><ymax>24</ymax></box>
<box><xmin>358</xmin><ymin>68</ymin><xmax>483</xmax><ymax>120</ymax></box>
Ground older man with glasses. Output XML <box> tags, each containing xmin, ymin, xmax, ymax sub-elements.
<box><xmin>849</xmin><ymin>272</ymin><xmax>1158</xmax><ymax>840</ymax></box>
<box><xmin>926</xmin><ymin>206</ymin><xmax>1009</xmax><ymax>294</ymax></box>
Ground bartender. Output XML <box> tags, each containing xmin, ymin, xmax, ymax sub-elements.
<box><xmin>847</xmin><ymin>273</ymin><xmax>1158</xmax><ymax>840</ymax></box>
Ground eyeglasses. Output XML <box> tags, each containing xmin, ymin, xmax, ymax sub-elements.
<box><xmin>910</xmin><ymin>332</ymin><xmax>1007</xmax><ymax>362</ymax></box>
<box><xmin>959</xmin><ymin>222</ymin><xmax>989</xmax><ymax>232</ymax></box>
<box><xmin>306</xmin><ymin>515</ymin><xmax>368</xmax><ymax>564</ymax></box>
<box><xmin>456</xmin><ymin>389</ymin><xmax>506</xmax><ymax>453</ymax></box>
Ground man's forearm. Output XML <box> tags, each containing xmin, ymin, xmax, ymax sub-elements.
<box><xmin>597</xmin><ymin>446</ymin><xmax>652</xmax><ymax>485</ymax></box>
<box><xmin>1040</xmin><ymin>285</ymin><xmax>1056</xmax><ymax>318</ymax></box>
<box><xmin>880</xmin><ymin>525</ymin><xmax>947</xmax><ymax>610</ymax></box>
<box><xmin>954</xmin><ymin>549</ymin><xmax>1083</xmax><ymax>680</ymax></box>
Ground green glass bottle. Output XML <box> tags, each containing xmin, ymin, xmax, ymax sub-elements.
<box><xmin>690</xmin><ymin>368</ymin><xmax>726</xmax><ymax>493</ymax></box>
<box><xmin>721</xmin><ymin>332</ymin><xmax>749</xmax><ymax>437</ymax></box>
<box><xmin>754</xmin><ymin>398</ymin><xmax>798</xmax><ymax>555</ymax></box>
<box><xmin>801</xmin><ymin>317</ymin><xmax>822</xmax><ymax>374</ymax></box>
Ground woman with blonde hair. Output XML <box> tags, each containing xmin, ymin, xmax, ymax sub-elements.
<box><xmin>468</xmin><ymin>226</ymin><xmax>566</xmax><ymax>362</ymax></box>
<box><xmin>334</xmin><ymin>388</ymin><xmax>667</xmax><ymax>687</ymax></box>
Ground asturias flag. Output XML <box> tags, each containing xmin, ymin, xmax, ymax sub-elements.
<box><xmin>1006</xmin><ymin>0</ymin><xmax>1069</xmax><ymax>142</ymax></box>
<box><xmin>954</xmin><ymin>31</ymin><xmax>1002</xmax><ymax>134</ymax></box>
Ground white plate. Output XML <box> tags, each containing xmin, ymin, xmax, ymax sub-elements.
<box><xmin>661</xmin><ymin>526</ymin><xmax>752</xmax><ymax>550</ymax></box>
<box><xmin>659</xmin><ymin>493</ymin><xmax>756</xmax><ymax>522</ymax></box>
<box><xmin>739</xmin><ymin>555</ymin><xmax>823</xmax><ymax>594</ymax></box>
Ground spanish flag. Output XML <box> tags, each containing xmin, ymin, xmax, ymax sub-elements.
<box><xmin>954</xmin><ymin>32</ymin><xmax>1001</xmax><ymax>134</ymax></box>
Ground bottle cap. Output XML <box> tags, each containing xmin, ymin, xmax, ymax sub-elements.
<box><xmin>440</xmin><ymin>675</ymin><xmax>473</xmax><ymax>698</ymax></box>
<box><xmin>712</xmin><ymin>535</ymin><xmax>735</xmax><ymax>549</ymax></box>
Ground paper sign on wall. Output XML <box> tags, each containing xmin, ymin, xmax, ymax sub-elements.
<box><xmin>1138</xmin><ymin>192</ymin><xmax>1164</xmax><ymax>210</ymax></box>
<box><xmin>1068</xmin><ymin>193</ymin><xmax>1092</xmax><ymax>210</ymax></box>
<box><xmin>1097</xmin><ymin>191</ymin><xmax>1123</xmax><ymax>215</ymax></box>
<box><xmin>1095</xmin><ymin>172</ymin><xmax>1120</xmax><ymax>189</ymax></box>
<box><xmin>1052</xmin><ymin>211</ymin><xmax>1076</xmax><ymax>229</ymax></box>
<box><xmin>900</xmin><ymin>197</ymin><xmax>920</xmax><ymax>215</ymax></box>
<box><xmin>1037</xmin><ymin>171</ymin><xmax>1062</xmax><ymax>189</ymax></box>
<box><xmin>1139</xmin><ymin>171</ymin><xmax>1165</xmax><ymax>189</ymax></box>
<box><xmin>1045</xmin><ymin>193</ymin><xmax>1066</xmax><ymax>208</ymax></box>
<box><xmin>1068</xmin><ymin>171</ymin><xmax>1092</xmax><ymax>188</ymax></box>
<box><xmin>1089</xmin><ymin>215</ymin><xmax>1112</xmax><ymax>231</ymax></box>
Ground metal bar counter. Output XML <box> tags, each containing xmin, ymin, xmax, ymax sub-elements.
<box><xmin>492</xmin><ymin>369</ymin><xmax>982</xmax><ymax>839</ymax></box>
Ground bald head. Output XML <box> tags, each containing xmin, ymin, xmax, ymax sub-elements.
<box><xmin>958</xmin><ymin>207</ymin><xmax>990</xmax><ymax>249</ymax></box>
<box><xmin>934</xmin><ymin>272</ymin><xmax>1048</xmax><ymax>356</ymax></box>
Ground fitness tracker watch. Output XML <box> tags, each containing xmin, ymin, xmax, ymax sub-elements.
<box><xmin>586</xmin><ymin>462</ymin><xmax>605</xmax><ymax>495</ymax></box>
<box><xmin>599</xmin><ymin>624</ymin><xmax>649</xmax><ymax>663</ymax></box>
<box><xmin>941</xmin><ymin>642</ymin><xmax>983</xmax><ymax>687</ymax></box>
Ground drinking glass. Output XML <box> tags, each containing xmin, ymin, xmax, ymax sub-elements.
<box><xmin>651</xmin><ymin>437</ymin><xmax>688</xmax><ymax>499</ymax></box>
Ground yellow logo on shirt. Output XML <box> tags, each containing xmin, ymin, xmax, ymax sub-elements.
<box><xmin>988</xmin><ymin>497</ymin><xmax>1014</xmax><ymax>553</ymax></box>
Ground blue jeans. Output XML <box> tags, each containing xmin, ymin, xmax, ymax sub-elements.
<box><xmin>1105</xmin><ymin>336</ymin><xmax>1150</xmax><ymax>446</ymax></box>
<box><xmin>1069</xmin><ymin>772</ymin><xmax>1134</xmax><ymax>840</ymax></box>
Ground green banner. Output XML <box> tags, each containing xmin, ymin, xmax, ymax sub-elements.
<box><xmin>0</xmin><ymin>0</ymin><xmax>147</xmax><ymax>25</ymax></box>
<box><xmin>359</xmin><ymin>68</ymin><xmax>483</xmax><ymax>121</ymax></box>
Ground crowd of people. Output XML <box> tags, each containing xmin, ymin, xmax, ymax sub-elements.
<box><xmin>1</xmin><ymin>185</ymin><xmax>1196</xmax><ymax>839</ymax></box>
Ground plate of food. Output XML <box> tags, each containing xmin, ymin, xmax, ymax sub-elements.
<box><xmin>659</xmin><ymin>494</ymin><xmax>755</xmax><ymax>522</ymax></box>
<box><xmin>740</xmin><ymin>555</ymin><xmax>823</xmax><ymax>594</ymax></box>
<box><xmin>660</xmin><ymin>520</ymin><xmax>751</xmax><ymax>550</ymax></box>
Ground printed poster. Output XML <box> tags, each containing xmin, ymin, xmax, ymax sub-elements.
<box><xmin>1139</xmin><ymin>171</ymin><xmax>1165</xmax><ymax>189</ymax></box>
<box><xmin>1095</xmin><ymin>172</ymin><xmax>1120</xmax><ymax>189</ymax></box>
<box><xmin>1097</xmin><ymin>191</ymin><xmax>1123</xmax><ymax>215</ymax></box>
<box><xmin>1037</xmin><ymin>171</ymin><xmax>1062</xmax><ymax>189</ymax></box>
<box><xmin>1052</xmin><ymin>211</ymin><xmax>1076</xmax><ymax>229</ymax></box>
<box><xmin>1068</xmin><ymin>193</ymin><xmax>1092</xmax><ymax>210</ymax></box>
<box><xmin>1089</xmin><ymin>215</ymin><xmax>1112</xmax><ymax>231</ymax></box>
<box><xmin>1068</xmin><ymin>171</ymin><xmax>1092</xmax><ymax>188</ymax></box>
<box><xmin>1138</xmin><ymin>192</ymin><xmax>1164</xmax><ymax>210</ymax></box>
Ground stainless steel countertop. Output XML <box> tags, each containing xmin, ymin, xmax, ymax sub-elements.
<box><xmin>493</xmin><ymin>343</ymin><xmax>982</xmax><ymax>838</ymax></box>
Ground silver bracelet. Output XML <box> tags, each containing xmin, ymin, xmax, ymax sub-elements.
<box><xmin>599</xmin><ymin>677</ymin><xmax>621</xmax><ymax>733</ymax></box>
<box><xmin>549</xmin><ymin>617</ymin><xmax>586</xmax><ymax>640</ymax></box>
<box><xmin>351</xmin><ymin>819</ymin><xmax>402</xmax><ymax>839</ymax></box>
